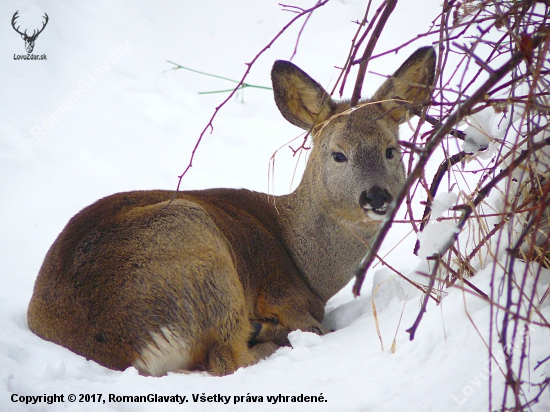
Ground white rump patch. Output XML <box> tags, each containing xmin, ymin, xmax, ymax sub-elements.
<box><xmin>132</xmin><ymin>327</ymin><xmax>191</xmax><ymax>376</ymax></box>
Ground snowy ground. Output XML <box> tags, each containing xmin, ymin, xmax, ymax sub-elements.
<box><xmin>1</xmin><ymin>1</ymin><xmax>549</xmax><ymax>411</ymax></box>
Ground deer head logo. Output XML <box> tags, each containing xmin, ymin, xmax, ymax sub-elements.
<box><xmin>12</xmin><ymin>11</ymin><xmax>49</xmax><ymax>54</ymax></box>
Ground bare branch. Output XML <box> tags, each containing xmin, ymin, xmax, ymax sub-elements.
<box><xmin>171</xmin><ymin>0</ymin><xmax>329</xmax><ymax>197</ymax></box>
<box><xmin>349</xmin><ymin>0</ymin><xmax>398</xmax><ymax>107</ymax></box>
<box><xmin>353</xmin><ymin>29</ymin><xmax>549</xmax><ymax>297</ymax></box>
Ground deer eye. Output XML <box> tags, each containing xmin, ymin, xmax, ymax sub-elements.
<box><xmin>332</xmin><ymin>152</ymin><xmax>348</xmax><ymax>163</ymax></box>
<box><xmin>386</xmin><ymin>148</ymin><xmax>396</xmax><ymax>159</ymax></box>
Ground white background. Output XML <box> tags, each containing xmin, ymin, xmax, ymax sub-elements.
<box><xmin>1</xmin><ymin>1</ymin><xmax>549</xmax><ymax>411</ymax></box>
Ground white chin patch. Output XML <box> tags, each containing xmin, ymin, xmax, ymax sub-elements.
<box><xmin>365</xmin><ymin>209</ymin><xmax>387</xmax><ymax>221</ymax></box>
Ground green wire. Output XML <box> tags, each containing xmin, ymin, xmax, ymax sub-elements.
<box><xmin>166</xmin><ymin>61</ymin><xmax>272</xmax><ymax>94</ymax></box>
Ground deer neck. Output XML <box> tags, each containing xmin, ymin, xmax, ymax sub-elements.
<box><xmin>276</xmin><ymin>170</ymin><xmax>379</xmax><ymax>304</ymax></box>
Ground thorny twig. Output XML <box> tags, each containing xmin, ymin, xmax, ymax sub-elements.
<box><xmin>171</xmin><ymin>0</ymin><xmax>329</xmax><ymax>198</ymax></box>
<box><xmin>285</xmin><ymin>1</ymin><xmax>323</xmax><ymax>61</ymax></box>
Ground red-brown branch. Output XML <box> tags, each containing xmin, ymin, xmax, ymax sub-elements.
<box><xmin>172</xmin><ymin>0</ymin><xmax>329</xmax><ymax>195</ymax></box>
<box><xmin>349</xmin><ymin>0</ymin><xmax>398</xmax><ymax>107</ymax></box>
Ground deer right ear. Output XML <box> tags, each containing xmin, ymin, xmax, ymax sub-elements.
<box><xmin>372</xmin><ymin>46</ymin><xmax>436</xmax><ymax>124</ymax></box>
<box><xmin>271</xmin><ymin>61</ymin><xmax>336</xmax><ymax>130</ymax></box>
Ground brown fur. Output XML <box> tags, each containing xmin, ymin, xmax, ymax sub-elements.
<box><xmin>27</xmin><ymin>47</ymin><xmax>436</xmax><ymax>376</ymax></box>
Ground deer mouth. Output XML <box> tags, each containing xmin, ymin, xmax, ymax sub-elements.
<box><xmin>359</xmin><ymin>188</ymin><xmax>392</xmax><ymax>222</ymax></box>
<box><xmin>363</xmin><ymin>205</ymin><xmax>388</xmax><ymax>221</ymax></box>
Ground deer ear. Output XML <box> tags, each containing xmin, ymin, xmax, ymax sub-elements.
<box><xmin>271</xmin><ymin>61</ymin><xmax>336</xmax><ymax>130</ymax></box>
<box><xmin>373</xmin><ymin>46</ymin><xmax>436</xmax><ymax>124</ymax></box>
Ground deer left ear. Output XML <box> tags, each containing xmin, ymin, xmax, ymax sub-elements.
<box><xmin>373</xmin><ymin>46</ymin><xmax>436</xmax><ymax>124</ymax></box>
<box><xmin>271</xmin><ymin>60</ymin><xmax>337</xmax><ymax>130</ymax></box>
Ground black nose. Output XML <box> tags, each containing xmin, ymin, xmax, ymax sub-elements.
<box><xmin>359</xmin><ymin>187</ymin><xmax>392</xmax><ymax>209</ymax></box>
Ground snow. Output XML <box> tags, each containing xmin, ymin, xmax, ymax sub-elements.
<box><xmin>430</xmin><ymin>191</ymin><xmax>458</xmax><ymax>221</ymax></box>
<box><xmin>461</xmin><ymin>110</ymin><xmax>494</xmax><ymax>157</ymax></box>
<box><xmin>1</xmin><ymin>1</ymin><xmax>549</xmax><ymax>412</ymax></box>
<box><xmin>415</xmin><ymin>191</ymin><xmax>459</xmax><ymax>260</ymax></box>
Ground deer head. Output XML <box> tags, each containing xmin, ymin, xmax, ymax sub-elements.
<box><xmin>272</xmin><ymin>47</ymin><xmax>436</xmax><ymax>228</ymax></box>
<box><xmin>12</xmin><ymin>11</ymin><xmax>49</xmax><ymax>54</ymax></box>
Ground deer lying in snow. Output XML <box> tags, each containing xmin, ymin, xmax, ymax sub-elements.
<box><xmin>28</xmin><ymin>47</ymin><xmax>435</xmax><ymax>376</ymax></box>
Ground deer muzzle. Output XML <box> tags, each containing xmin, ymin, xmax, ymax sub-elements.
<box><xmin>359</xmin><ymin>187</ymin><xmax>393</xmax><ymax>221</ymax></box>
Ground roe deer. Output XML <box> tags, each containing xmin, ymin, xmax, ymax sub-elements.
<box><xmin>28</xmin><ymin>47</ymin><xmax>435</xmax><ymax>376</ymax></box>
